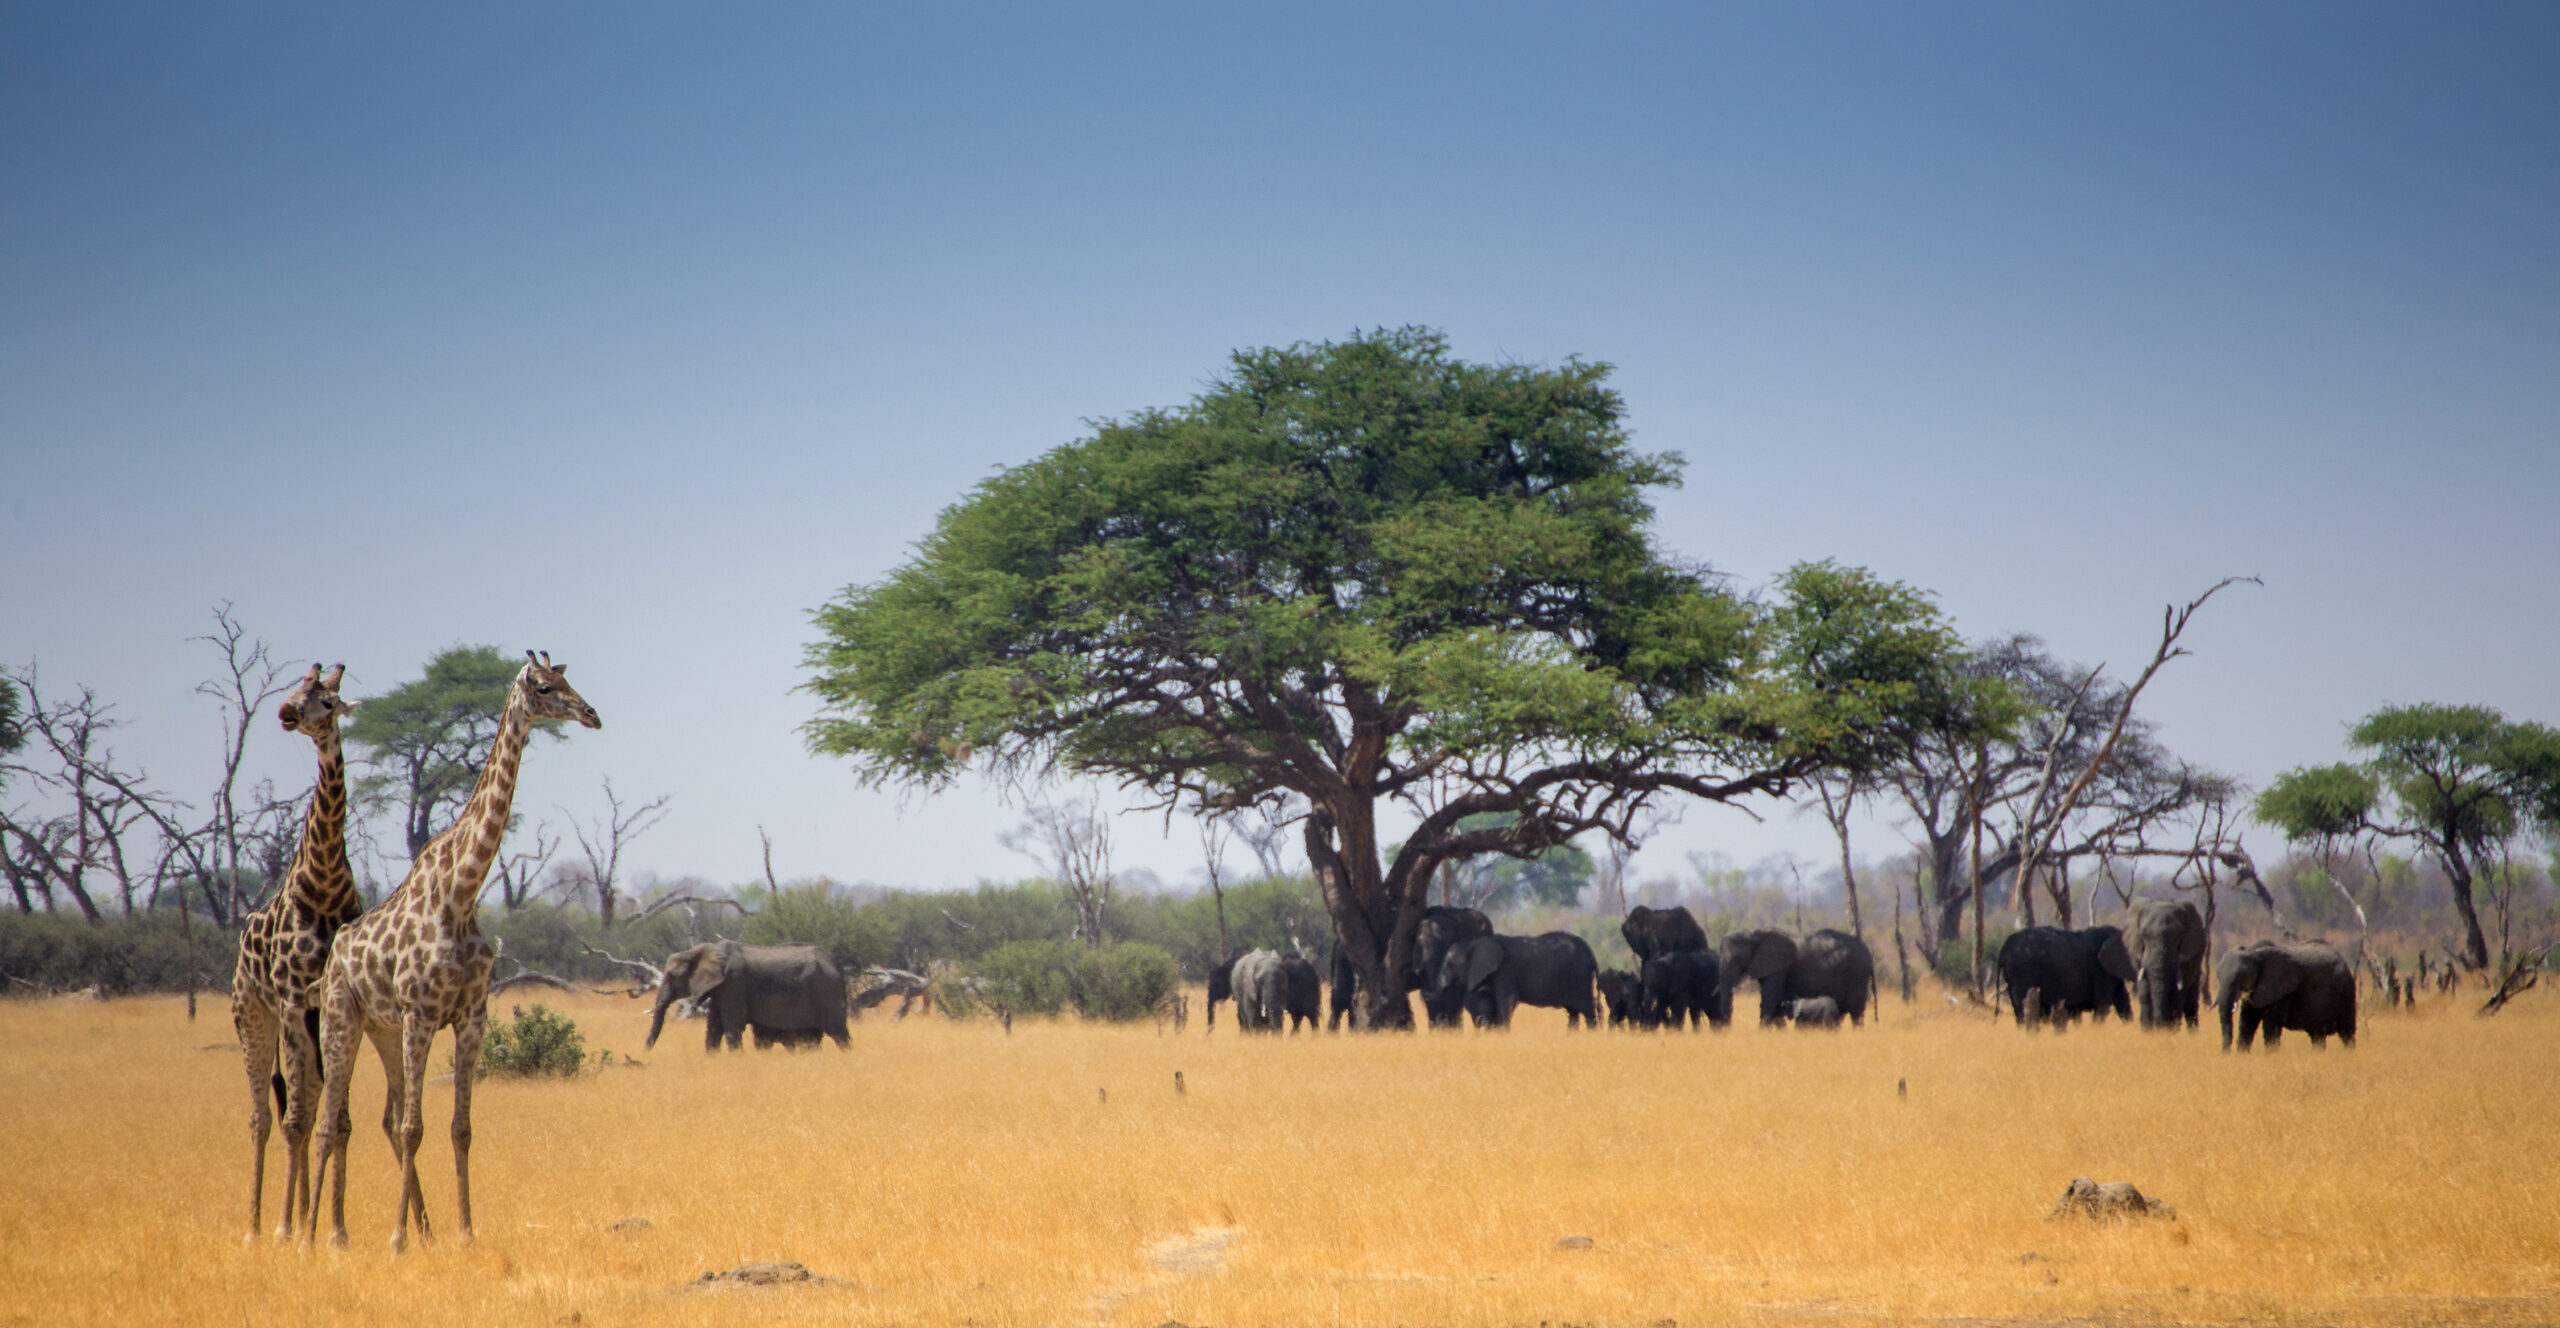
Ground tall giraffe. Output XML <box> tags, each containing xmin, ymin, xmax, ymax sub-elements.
<box><xmin>310</xmin><ymin>651</ymin><xmax>600</xmax><ymax>1250</ymax></box>
<box><xmin>232</xmin><ymin>662</ymin><xmax>360</xmax><ymax>1240</ymax></box>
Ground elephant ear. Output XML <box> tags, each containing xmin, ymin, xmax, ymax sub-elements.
<box><xmin>687</xmin><ymin>944</ymin><xmax>730</xmax><ymax>999</ymax></box>
<box><xmin>2099</xmin><ymin>933</ymin><xmax>2138</xmax><ymax>983</ymax></box>
<box><xmin>1750</xmin><ymin>933</ymin><xmax>1796</xmax><ymax>982</ymax></box>
<box><xmin>1461</xmin><ymin>941</ymin><xmax>1503</xmax><ymax>992</ymax></box>
<box><xmin>2248</xmin><ymin>950</ymin><xmax>2304</xmax><ymax>1008</ymax></box>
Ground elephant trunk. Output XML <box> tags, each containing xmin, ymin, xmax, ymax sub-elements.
<box><xmin>645</xmin><ymin>986</ymin><xmax>677</xmax><ymax>1049</ymax></box>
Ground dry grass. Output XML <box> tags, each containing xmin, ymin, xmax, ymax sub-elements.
<box><xmin>2</xmin><ymin>985</ymin><xmax>2553</xmax><ymax>1328</ymax></box>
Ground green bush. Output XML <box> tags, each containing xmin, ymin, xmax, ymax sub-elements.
<box><xmin>1107</xmin><ymin>875</ymin><xmax>1330</xmax><ymax>977</ymax></box>
<box><xmin>1936</xmin><ymin>928</ymin><xmax>2014</xmax><ymax>983</ymax></box>
<box><xmin>478</xmin><ymin>1003</ymin><xmax>587</xmax><ymax>1077</ymax></box>
<box><xmin>967</xmin><ymin>939</ymin><xmax>1178</xmax><ymax>1021</ymax></box>
<box><xmin>743</xmin><ymin>884</ymin><xmax>894</xmax><ymax>973</ymax></box>
<box><xmin>0</xmin><ymin>909</ymin><xmax>236</xmax><ymax>995</ymax></box>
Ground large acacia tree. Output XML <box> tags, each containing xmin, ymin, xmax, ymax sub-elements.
<box><xmin>803</xmin><ymin>329</ymin><xmax>1964</xmax><ymax>1025</ymax></box>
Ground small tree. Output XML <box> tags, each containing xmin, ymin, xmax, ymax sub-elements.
<box><xmin>562</xmin><ymin>778</ymin><xmax>670</xmax><ymax>927</ymax></box>
<box><xmin>2258</xmin><ymin>704</ymin><xmax>2560</xmax><ymax>970</ymax></box>
<box><xmin>1000</xmin><ymin>794</ymin><xmax>1115</xmax><ymax>947</ymax></box>
<box><xmin>349</xmin><ymin>646</ymin><xmax>570</xmax><ymax>861</ymax></box>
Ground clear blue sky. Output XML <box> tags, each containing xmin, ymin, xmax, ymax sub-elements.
<box><xmin>5</xmin><ymin>4</ymin><xmax>2555</xmax><ymax>897</ymax></box>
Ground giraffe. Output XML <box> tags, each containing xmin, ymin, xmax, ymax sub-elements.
<box><xmin>232</xmin><ymin>662</ymin><xmax>360</xmax><ymax>1240</ymax></box>
<box><xmin>310</xmin><ymin>651</ymin><xmax>600</xmax><ymax>1250</ymax></box>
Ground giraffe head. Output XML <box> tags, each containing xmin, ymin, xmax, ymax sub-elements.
<box><xmin>276</xmin><ymin>663</ymin><xmax>356</xmax><ymax>736</ymax></box>
<box><xmin>518</xmin><ymin>651</ymin><xmax>603</xmax><ymax>730</ymax></box>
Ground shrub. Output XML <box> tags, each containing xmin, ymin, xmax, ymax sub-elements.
<box><xmin>743</xmin><ymin>884</ymin><xmax>894</xmax><ymax>973</ymax></box>
<box><xmin>0</xmin><ymin>910</ymin><xmax>237</xmax><ymax>995</ymax></box>
<box><xmin>477</xmin><ymin>1003</ymin><xmax>587</xmax><ymax>1077</ymax></box>
<box><xmin>967</xmin><ymin>939</ymin><xmax>1178</xmax><ymax>1021</ymax></box>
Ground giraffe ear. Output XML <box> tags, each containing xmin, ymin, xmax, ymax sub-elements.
<box><xmin>554</xmin><ymin>663</ymin><xmax>567</xmax><ymax>677</ymax></box>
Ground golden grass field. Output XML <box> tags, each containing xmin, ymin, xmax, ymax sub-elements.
<box><xmin>2</xmin><ymin>983</ymin><xmax>2553</xmax><ymax>1328</ymax></box>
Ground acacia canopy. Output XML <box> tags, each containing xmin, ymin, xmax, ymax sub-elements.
<box><xmin>803</xmin><ymin>328</ymin><xmax>1964</xmax><ymax>1023</ymax></box>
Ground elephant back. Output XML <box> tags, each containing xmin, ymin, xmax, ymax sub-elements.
<box><xmin>1622</xmin><ymin>905</ymin><xmax>1708</xmax><ymax>965</ymax></box>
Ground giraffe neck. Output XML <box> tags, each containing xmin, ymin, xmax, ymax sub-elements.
<box><xmin>288</xmin><ymin>722</ymin><xmax>357</xmax><ymax>919</ymax></box>
<box><xmin>438</xmin><ymin>687</ymin><xmax>532</xmax><ymax>922</ymax></box>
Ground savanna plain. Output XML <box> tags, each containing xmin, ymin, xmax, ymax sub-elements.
<box><xmin>2</xmin><ymin>988</ymin><xmax>2553</xmax><ymax>1328</ymax></box>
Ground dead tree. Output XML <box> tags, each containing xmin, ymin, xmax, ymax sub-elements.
<box><xmin>0</xmin><ymin>667</ymin><xmax>175</xmax><ymax>921</ymax></box>
<box><xmin>486</xmin><ymin>818</ymin><xmax>561</xmax><ymax>909</ymax></box>
<box><xmin>563</xmin><ymin>777</ymin><xmax>670</xmax><ymax>928</ymax></box>
<box><xmin>1002</xmin><ymin>792</ymin><xmax>1116</xmax><ymax>947</ymax></box>
<box><xmin>190</xmin><ymin>605</ymin><xmax>297</xmax><ymax>923</ymax></box>
<box><xmin>2479</xmin><ymin>945</ymin><xmax>2550</xmax><ymax>1016</ymax></box>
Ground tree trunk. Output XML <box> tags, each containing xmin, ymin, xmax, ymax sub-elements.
<box><xmin>2438</xmin><ymin>836</ymin><xmax>2490</xmax><ymax>970</ymax></box>
<box><xmin>1304</xmin><ymin>800</ymin><xmax>1417</xmax><ymax>1030</ymax></box>
<box><xmin>1968</xmin><ymin>752</ymin><xmax>1987</xmax><ymax>995</ymax></box>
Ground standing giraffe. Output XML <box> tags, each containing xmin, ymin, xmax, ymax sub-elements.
<box><xmin>310</xmin><ymin>651</ymin><xmax>600</xmax><ymax>1250</ymax></box>
<box><xmin>232</xmin><ymin>663</ymin><xmax>360</xmax><ymax>1239</ymax></box>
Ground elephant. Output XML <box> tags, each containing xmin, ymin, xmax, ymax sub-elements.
<box><xmin>646</xmin><ymin>941</ymin><xmax>850</xmax><ymax>1052</ymax></box>
<box><xmin>1437</xmin><ymin>932</ymin><xmax>1599</xmax><ymax>1029</ymax></box>
<box><xmin>1410</xmin><ymin>905</ymin><xmax>1494</xmax><ymax>1027</ymax></box>
<box><xmin>1621</xmin><ymin>904</ymin><xmax>1708</xmax><ymax>967</ymax></box>
<box><xmin>1228</xmin><ymin>949</ymin><xmax>1288</xmax><ymax>1033</ymax></box>
<box><xmin>2132</xmin><ymin>899</ymin><xmax>2207</xmax><ymax>1030</ymax></box>
<box><xmin>1205</xmin><ymin>949</ymin><xmax>1245</xmax><ymax>1031</ymax></box>
<box><xmin>1996</xmin><ymin>925</ymin><xmax>2135</xmax><ymax>1026</ymax></box>
<box><xmin>1720</xmin><ymin>928</ymin><xmax>1875</xmax><ymax>1027</ymax></box>
<box><xmin>1595</xmin><ymin>969</ymin><xmax>1642</xmax><ymax>1028</ymax></box>
<box><xmin>1638</xmin><ymin>950</ymin><xmax>1728</xmax><ymax>1030</ymax></box>
<box><xmin>1787</xmin><ymin>996</ymin><xmax>1844</xmax><ymax>1028</ymax></box>
<box><xmin>2217</xmin><ymin>940</ymin><xmax>2357</xmax><ymax>1051</ymax></box>
<box><xmin>1280</xmin><ymin>953</ymin><xmax>1322</xmax><ymax>1033</ymax></box>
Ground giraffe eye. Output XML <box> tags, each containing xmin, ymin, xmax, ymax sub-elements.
<box><xmin>537</xmin><ymin>685</ymin><xmax>554</xmax><ymax>694</ymax></box>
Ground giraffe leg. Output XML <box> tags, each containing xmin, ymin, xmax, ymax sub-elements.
<box><xmin>235</xmin><ymin>995</ymin><xmax>281</xmax><ymax>1242</ymax></box>
<box><xmin>391</xmin><ymin>1014</ymin><xmax>437</xmax><ymax>1253</ymax></box>
<box><xmin>276</xmin><ymin>1002</ymin><xmax>322</xmax><ymax>1241</ymax></box>
<box><xmin>312</xmin><ymin>981</ymin><xmax>363</xmax><ymax>1248</ymax></box>
<box><xmin>449</xmin><ymin>1013</ymin><xmax>484</xmax><ymax>1243</ymax></box>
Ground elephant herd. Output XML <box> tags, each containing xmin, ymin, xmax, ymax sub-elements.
<box><xmin>638</xmin><ymin>901</ymin><xmax>2356</xmax><ymax>1055</ymax></box>
<box><xmin>1205</xmin><ymin>905</ymin><xmax>1881</xmax><ymax>1037</ymax></box>
<box><xmin>1994</xmin><ymin>899</ymin><xmax>2358</xmax><ymax>1050</ymax></box>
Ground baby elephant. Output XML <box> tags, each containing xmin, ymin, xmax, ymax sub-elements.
<box><xmin>1786</xmin><ymin>996</ymin><xmax>1844</xmax><ymax>1028</ymax></box>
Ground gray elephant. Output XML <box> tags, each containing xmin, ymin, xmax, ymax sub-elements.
<box><xmin>2217</xmin><ymin>940</ymin><xmax>2357</xmax><ymax>1051</ymax></box>
<box><xmin>1721</xmin><ymin>928</ymin><xmax>1875</xmax><ymax>1026</ymax></box>
<box><xmin>2132</xmin><ymin>900</ymin><xmax>2207</xmax><ymax>1030</ymax></box>
<box><xmin>1595</xmin><ymin>969</ymin><xmax>1642</xmax><ymax>1028</ymax></box>
<box><xmin>1438</xmin><ymin>932</ymin><xmax>1599</xmax><ymax>1029</ymax></box>
<box><xmin>1996</xmin><ymin>925</ymin><xmax>2135</xmax><ymax>1026</ymax></box>
<box><xmin>1621</xmin><ymin>904</ymin><xmax>1708</xmax><ymax>967</ymax></box>
<box><xmin>1410</xmin><ymin>905</ymin><xmax>1494</xmax><ymax>1028</ymax></box>
<box><xmin>1786</xmin><ymin>996</ymin><xmax>1844</xmax><ymax>1028</ymax></box>
<box><xmin>1280</xmin><ymin>952</ymin><xmax>1322</xmax><ymax>1032</ymax></box>
<box><xmin>646</xmin><ymin>941</ymin><xmax>850</xmax><ymax>1052</ymax></box>
<box><xmin>1228</xmin><ymin>949</ymin><xmax>1288</xmax><ymax>1033</ymax></box>
<box><xmin>1638</xmin><ymin>950</ymin><xmax>1728</xmax><ymax>1030</ymax></box>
